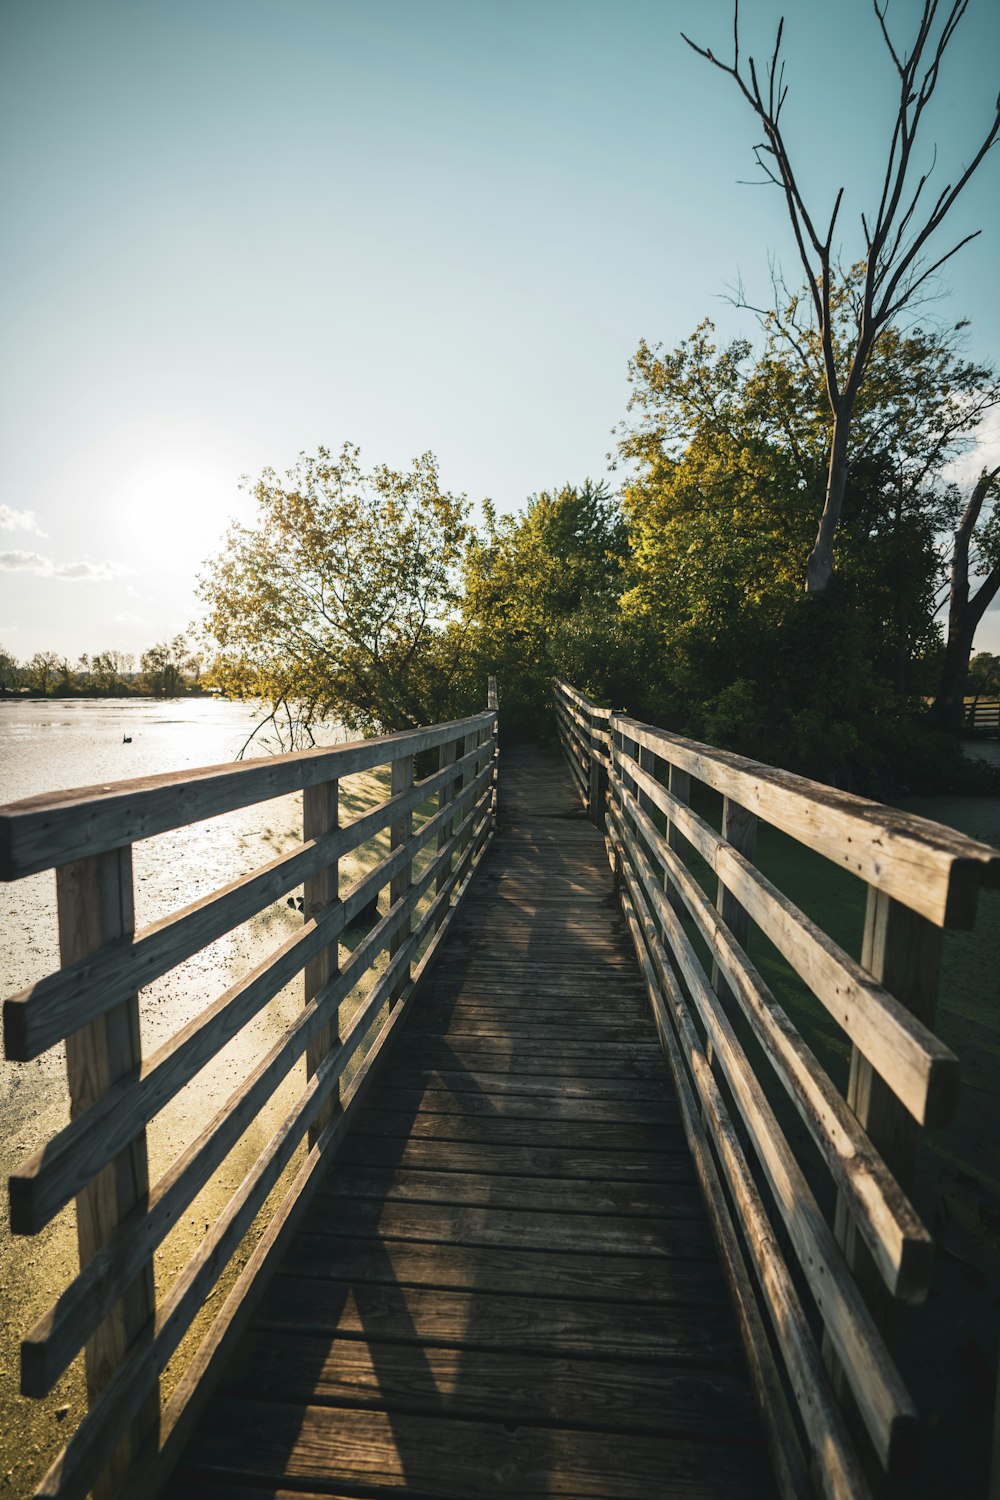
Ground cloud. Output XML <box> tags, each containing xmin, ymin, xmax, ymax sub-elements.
<box><xmin>0</xmin><ymin>550</ymin><xmax>130</xmax><ymax>580</ymax></box>
<box><xmin>0</xmin><ymin>505</ymin><xmax>46</xmax><ymax>536</ymax></box>
<box><xmin>113</xmin><ymin>611</ymin><xmax>144</xmax><ymax>624</ymax></box>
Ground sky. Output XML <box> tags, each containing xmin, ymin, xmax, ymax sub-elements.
<box><xmin>1</xmin><ymin>0</ymin><xmax>999</xmax><ymax>664</ymax></box>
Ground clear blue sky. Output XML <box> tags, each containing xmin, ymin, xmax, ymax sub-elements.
<box><xmin>1</xmin><ymin>0</ymin><xmax>998</xmax><ymax>662</ymax></box>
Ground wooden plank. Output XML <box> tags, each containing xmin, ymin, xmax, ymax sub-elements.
<box><xmin>610</xmin><ymin>809</ymin><xmax>915</xmax><ymax>1475</ymax></box>
<box><xmin>22</xmin><ymin>925</ymin><xmax>419</xmax><ymax>1399</ymax></box>
<box><xmin>337</xmin><ymin>1134</ymin><xmax>694</xmax><ymax>1182</ymax></box>
<box><xmin>279</xmin><ymin>1235</ymin><xmax>727</xmax><ymax>1306</ymax></box>
<box><xmin>613</xmin><ymin>712</ymin><xmax>1000</xmax><ymax>928</ymax></box>
<box><xmin>12</xmin><ymin>852</ymin><xmax>429</xmax><ymax>1236</ymax></box>
<box><xmin>615</xmin><ymin>836</ymin><xmax>873</xmax><ymax>1495</ymax></box>
<box><xmin>57</xmin><ymin>849</ymin><xmax>158</xmax><ymax>1500</ymax></box>
<box><xmin>613</xmin><ymin>775</ymin><xmax>936</xmax><ymax>1305</ymax></box>
<box><xmin>833</xmin><ymin>890</ymin><xmax>945</xmax><ymax>1348</ymax></box>
<box><xmin>173</xmin><ymin>1396</ymin><xmax>768</xmax><ymax>1499</ymax></box>
<box><xmin>298</xmin><ymin>1199</ymin><xmax>713</xmax><ymax>1257</ymax></box>
<box><xmin>303</xmin><ymin>778</ymin><xmax>340</xmax><ymax>1147</ymax></box>
<box><xmin>350</xmin><ymin>1110</ymin><xmax>680</xmax><ymax>1152</ymax></box>
<box><xmin>712</xmin><ymin>794</ymin><xmax>757</xmax><ymax>1007</ymax></box>
<box><xmin>0</xmin><ymin>712</ymin><xmax>495</xmax><ymax>880</ymax></box>
<box><xmin>219</xmin><ymin>1329</ymin><xmax>761</xmax><ymax>1438</ymax></box>
<box><xmin>388</xmin><ymin>754</ymin><xmax>413</xmax><ymax>1001</ymax></box>
<box><xmin>377</xmin><ymin>1068</ymin><xmax>675</xmax><ymax>1102</ymax></box>
<box><xmin>359</xmin><ymin>1085</ymin><xmax>677</xmax><ymax>1123</ymax></box>
<box><xmin>318</xmin><ymin>1165</ymin><xmax>702</xmax><ymax>1218</ymax></box>
<box><xmin>256</xmin><ymin>1275</ymin><xmax>738</xmax><ymax>1358</ymax></box>
<box><xmin>614</xmin><ymin>850</ymin><xmax>816</xmax><ymax>1497</ymax></box>
<box><xmin>617</xmin><ymin>745</ymin><xmax>957</xmax><ymax>1125</ymax></box>
<box><xmin>6</xmin><ymin>755</ymin><xmax>492</xmax><ymax>1065</ymax></box>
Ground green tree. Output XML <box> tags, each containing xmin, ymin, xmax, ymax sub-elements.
<box><xmin>141</xmin><ymin>637</ymin><xmax>194</xmax><ymax>697</ymax></box>
<box><xmin>0</xmin><ymin>647</ymin><xmax>22</xmax><ymax>692</ymax></box>
<box><xmin>617</xmin><ymin>301</ymin><xmax>996</xmax><ymax>779</ymax></box>
<box><xmin>25</xmin><ymin>651</ymin><xmax>59</xmax><ymax>695</ymax></box>
<box><xmin>460</xmin><ymin>480</ymin><xmax>634</xmax><ymax>734</ymax></box>
<box><xmin>199</xmin><ymin>444</ymin><xmax>472</xmax><ymax>739</ymax></box>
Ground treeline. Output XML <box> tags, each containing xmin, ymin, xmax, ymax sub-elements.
<box><xmin>0</xmin><ymin>635</ymin><xmax>207</xmax><ymax>699</ymax></box>
<box><xmin>196</xmin><ymin>281</ymin><xmax>1000</xmax><ymax>795</ymax></box>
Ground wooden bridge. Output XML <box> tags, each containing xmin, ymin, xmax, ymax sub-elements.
<box><xmin>2</xmin><ymin>678</ymin><xmax>1000</xmax><ymax>1499</ymax></box>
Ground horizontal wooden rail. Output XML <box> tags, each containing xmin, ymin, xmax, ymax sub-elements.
<box><xmin>553</xmin><ymin>678</ymin><xmax>1000</xmax><ymax>1499</ymax></box>
<box><xmin>2</xmin><ymin>694</ymin><xmax>499</xmax><ymax>1500</ymax></box>
<box><xmin>0</xmin><ymin>712</ymin><xmax>492</xmax><ymax>880</ymax></box>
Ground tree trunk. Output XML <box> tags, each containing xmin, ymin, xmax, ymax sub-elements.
<box><xmin>806</xmin><ymin>407</ymin><xmax>851</xmax><ymax>594</ymax></box>
<box><xmin>929</xmin><ymin>615</ymin><xmax>982</xmax><ymax>733</ymax></box>
<box><xmin>928</xmin><ymin>467</ymin><xmax>1000</xmax><ymax>732</ymax></box>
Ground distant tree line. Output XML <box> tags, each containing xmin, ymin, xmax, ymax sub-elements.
<box><xmin>0</xmin><ymin>635</ymin><xmax>206</xmax><ymax>699</ymax></box>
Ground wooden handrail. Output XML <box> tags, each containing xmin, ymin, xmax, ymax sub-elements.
<box><xmin>553</xmin><ymin>677</ymin><xmax>1000</xmax><ymax>1497</ymax></box>
<box><xmin>2</xmin><ymin>694</ymin><xmax>499</xmax><ymax>1500</ymax></box>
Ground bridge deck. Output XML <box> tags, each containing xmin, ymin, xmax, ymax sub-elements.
<box><xmin>169</xmin><ymin>745</ymin><xmax>775</xmax><ymax>1498</ymax></box>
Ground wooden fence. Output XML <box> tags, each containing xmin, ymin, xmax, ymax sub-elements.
<box><xmin>964</xmin><ymin>697</ymin><xmax>1000</xmax><ymax>736</ymax></box>
<box><xmin>0</xmin><ymin>693</ymin><xmax>498</xmax><ymax>1500</ymax></box>
<box><xmin>554</xmin><ymin>677</ymin><xmax>1000</xmax><ymax>1499</ymax></box>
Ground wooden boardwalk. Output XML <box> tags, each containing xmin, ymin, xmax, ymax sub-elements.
<box><xmin>167</xmin><ymin>745</ymin><xmax>775</xmax><ymax>1499</ymax></box>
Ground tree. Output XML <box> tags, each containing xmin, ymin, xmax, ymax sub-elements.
<box><xmin>965</xmin><ymin>650</ymin><xmax>1000</xmax><ymax>695</ymax></box>
<box><xmin>928</xmin><ymin>463</ymin><xmax>1000</xmax><ymax>728</ymax></box>
<box><xmin>199</xmin><ymin>444</ymin><xmax>472</xmax><ymax>739</ymax></box>
<box><xmin>460</xmin><ymin>481</ymin><xmax>633</xmax><ymax>732</ymax></box>
<box><xmin>25</xmin><ymin>650</ymin><xmax>60</xmax><ymax>695</ymax></box>
<box><xmin>141</xmin><ymin>638</ymin><xmax>194</xmax><ymax>698</ymax></box>
<box><xmin>684</xmin><ymin>1</ymin><xmax>1000</xmax><ymax>593</ymax></box>
<box><xmin>620</xmin><ymin>292</ymin><xmax>998</xmax><ymax>692</ymax></box>
<box><xmin>0</xmin><ymin>647</ymin><xmax>22</xmax><ymax>692</ymax></box>
<box><xmin>91</xmin><ymin>649</ymin><xmax>135</xmax><ymax>694</ymax></box>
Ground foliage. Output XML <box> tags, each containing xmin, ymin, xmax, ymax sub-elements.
<box><xmin>967</xmin><ymin>653</ymin><xmax>1000</xmax><ymax>695</ymax></box>
<box><xmin>140</xmin><ymin>637</ymin><xmax>200</xmax><ymax>697</ymax></box>
<box><xmin>459</xmin><ymin>481</ymin><xmax>633</xmax><ymax>734</ymax></box>
<box><xmin>198</xmin><ymin>444</ymin><xmax>471</xmax><ymax>739</ymax></box>
<box><xmin>614</xmin><ymin>295</ymin><xmax>999</xmax><ymax>785</ymax></box>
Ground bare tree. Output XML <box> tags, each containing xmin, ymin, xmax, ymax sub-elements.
<box><xmin>684</xmin><ymin>1</ymin><xmax>1000</xmax><ymax>593</ymax></box>
<box><xmin>929</xmin><ymin>463</ymin><xmax>1000</xmax><ymax>729</ymax></box>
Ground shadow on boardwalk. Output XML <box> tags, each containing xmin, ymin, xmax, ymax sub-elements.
<box><xmin>168</xmin><ymin>744</ymin><xmax>776</xmax><ymax>1498</ymax></box>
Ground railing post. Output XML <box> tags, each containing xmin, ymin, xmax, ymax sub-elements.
<box><xmin>487</xmin><ymin>676</ymin><xmax>499</xmax><ymax>828</ymax></box>
<box><xmin>589</xmin><ymin>712</ymin><xmax>608</xmax><ymax>830</ymax></box>
<box><xmin>303</xmin><ymin>778</ymin><xmax>340</xmax><ymax>1147</ymax></box>
<box><xmin>435</xmin><ymin>734</ymin><xmax>459</xmax><ymax>931</ymax></box>
<box><xmin>837</xmin><ymin>890</ymin><xmax>944</xmax><ymax>1339</ymax></box>
<box><xmin>712</xmin><ymin>796</ymin><xmax>758</xmax><ymax>1007</ymax></box>
<box><xmin>459</xmin><ymin>729</ymin><xmax>479</xmax><ymax>858</ymax></box>
<box><xmin>666</xmin><ymin>764</ymin><xmax>691</xmax><ymax>916</ymax></box>
<box><xmin>57</xmin><ymin>847</ymin><xmax>157</xmax><ymax>1498</ymax></box>
<box><xmin>389</xmin><ymin>753</ymin><xmax>414</xmax><ymax>999</ymax></box>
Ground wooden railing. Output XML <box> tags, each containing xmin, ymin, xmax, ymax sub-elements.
<box><xmin>0</xmin><ymin>690</ymin><xmax>498</xmax><ymax>1500</ymax></box>
<box><xmin>964</xmin><ymin>696</ymin><xmax>1000</xmax><ymax>736</ymax></box>
<box><xmin>554</xmin><ymin>678</ymin><xmax>1000</xmax><ymax>1499</ymax></box>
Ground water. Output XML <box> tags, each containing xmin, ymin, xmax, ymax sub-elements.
<box><xmin>0</xmin><ymin>697</ymin><xmax>374</xmax><ymax>1497</ymax></box>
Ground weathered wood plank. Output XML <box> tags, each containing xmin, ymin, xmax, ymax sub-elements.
<box><xmin>318</xmin><ymin>1165</ymin><xmax>703</xmax><ymax>1218</ymax></box>
<box><xmin>614</xmin><ymin>712</ymin><xmax>1000</xmax><ymax>927</ymax></box>
<box><xmin>302</xmin><ymin>1197</ymin><xmax>713</xmax><ymax>1257</ymax></box>
<box><xmin>278</xmin><ymin>1236</ymin><xmax>729</xmax><ymax>1306</ymax></box>
<box><xmin>219</xmin><ymin>1330</ymin><xmax>762</xmax><ymax>1437</ymax></box>
<box><xmin>173</xmin><ymin>1397</ymin><xmax>769</xmax><ymax>1499</ymax></box>
<box><xmin>337</xmin><ymin>1134</ymin><xmax>695</xmax><ymax>1181</ymax></box>
<box><xmin>358</xmin><ymin>1084</ymin><xmax>678</xmax><ymax>1124</ymax></box>
<box><xmin>0</xmin><ymin>714</ymin><xmax>496</xmax><ymax>880</ymax></box>
<box><xmin>255</xmin><ymin>1276</ymin><xmax>739</xmax><ymax>1358</ymax></box>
